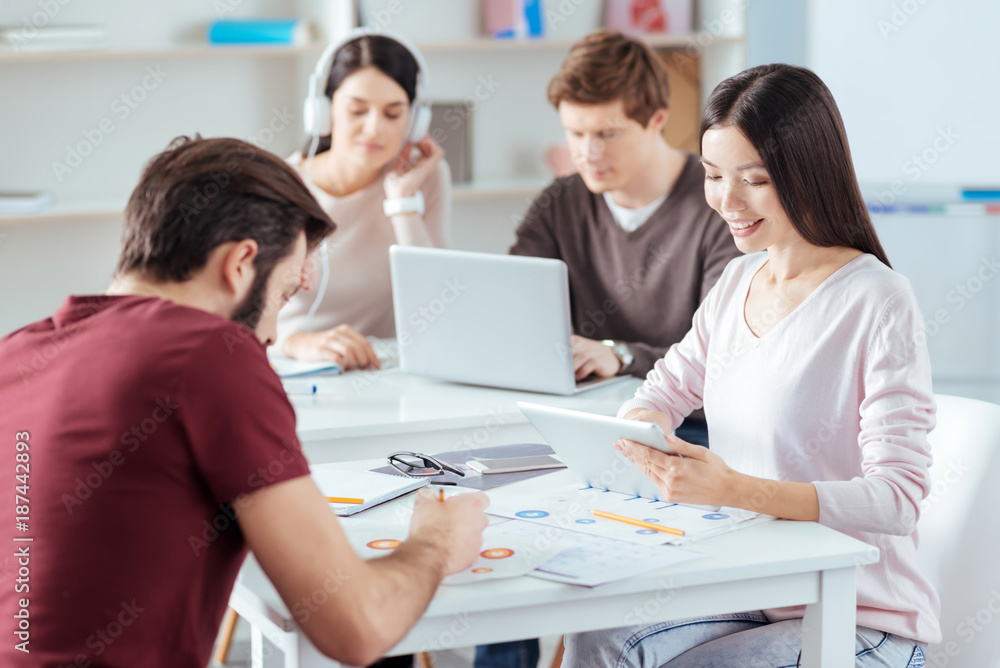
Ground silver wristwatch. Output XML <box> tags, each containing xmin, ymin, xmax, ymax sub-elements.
<box><xmin>602</xmin><ymin>339</ymin><xmax>634</xmax><ymax>374</ymax></box>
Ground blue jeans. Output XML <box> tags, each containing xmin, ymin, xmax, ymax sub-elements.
<box><xmin>563</xmin><ymin>612</ymin><xmax>925</xmax><ymax>667</ymax></box>
<box><xmin>474</xmin><ymin>639</ymin><xmax>539</xmax><ymax>668</ymax></box>
<box><xmin>474</xmin><ymin>422</ymin><xmax>714</xmax><ymax>668</ymax></box>
<box><xmin>673</xmin><ymin>419</ymin><xmax>709</xmax><ymax>448</ymax></box>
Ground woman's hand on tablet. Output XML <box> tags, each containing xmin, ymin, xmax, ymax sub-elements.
<box><xmin>616</xmin><ymin>419</ymin><xmax>735</xmax><ymax>507</ymax></box>
<box><xmin>621</xmin><ymin>408</ymin><xmax>674</xmax><ymax>435</ymax></box>
<box><xmin>283</xmin><ymin>324</ymin><xmax>380</xmax><ymax>370</ymax></box>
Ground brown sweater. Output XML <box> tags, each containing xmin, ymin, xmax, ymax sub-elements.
<box><xmin>510</xmin><ymin>152</ymin><xmax>740</xmax><ymax>379</ymax></box>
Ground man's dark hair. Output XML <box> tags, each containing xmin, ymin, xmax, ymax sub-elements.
<box><xmin>117</xmin><ymin>135</ymin><xmax>336</xmax><ymax>286</ymax></box>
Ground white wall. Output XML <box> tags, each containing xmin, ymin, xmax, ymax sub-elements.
<box><xmin>806</xmin><ymin>0</ymin><xmax>1000</xmax><ymax>405</ymax></box>
<box><xmin>809</xmin><ymin>0</ymin><xmax>1000</xmax><ymax>185</ymax></box>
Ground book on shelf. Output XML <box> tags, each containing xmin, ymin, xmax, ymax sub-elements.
<box><xmin>605</xmin><ymin>0</ymin><xmax>693</xmax><ymax>35</ymax></box>
<box><xmin>207</xmin><ymin>20</ymin><xmax>310</xmax><ymax>46</ymax></box>
<box><xmin>482</xmin><ymin>0</ymin><xmax>545</xmax><ymax>39</ymax></box>
<box><xmin>0</xmin><ymin>191</ymin><xmax>54</xmax><ymax>215</ymax></box>
<box><xmin>0</xmin><ymin>24</ymin><xmax>105</xmax><ymax>51</ymax></box>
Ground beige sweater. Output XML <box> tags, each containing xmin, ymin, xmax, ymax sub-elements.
<box><xmin>277</xmin><ymin>156</ymin><xmax>451</xmax><ymax>350</ymax></box>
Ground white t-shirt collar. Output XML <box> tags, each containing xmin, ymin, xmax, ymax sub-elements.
<box><xmin>603</xmin><ymin>191</ymin><xmax>668</xmax><ymax>232</ymax></box>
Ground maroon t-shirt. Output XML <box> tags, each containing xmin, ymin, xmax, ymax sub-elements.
<box><xmin>0</xmin><ymin>295</ymin><xmax>310</xmax><ymax>667</ymax></box>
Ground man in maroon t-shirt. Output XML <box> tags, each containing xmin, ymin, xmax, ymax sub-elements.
<box><xmin>0</xmin><ymin>137</ymin><xmax>489</xmax><ymax>667</ymax></box>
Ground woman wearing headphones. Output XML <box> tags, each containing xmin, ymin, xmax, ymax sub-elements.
<box><xmin>277</xmin><ymin>31</ymin><xmax>450</xmax><ymax>367</ymax></box>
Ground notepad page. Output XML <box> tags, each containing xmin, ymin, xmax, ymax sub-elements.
<box><xmin>311</xmin><ymin>466</ymin><xmax>427</xmax><ymax>516</ymax></box>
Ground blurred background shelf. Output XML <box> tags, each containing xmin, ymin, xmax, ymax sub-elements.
<box><xmin>0</xmin><ymin>178</ymin><xmax>556</xmax><ymax>225</ymax></box>
<box><xmin>0</xmin><ymin>32</ymin><xmax>741</xmax><ymax>63</ymax></box>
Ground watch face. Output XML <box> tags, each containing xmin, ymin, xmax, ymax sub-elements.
<box><xmin>615</xmin><ymin>343</ymin><xmax>634</xmax><ymax>367</ymax></box>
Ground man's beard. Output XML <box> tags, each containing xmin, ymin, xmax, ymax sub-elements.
<box><xmin>231</xmin><ymin>270</ymin><xmax>269</xmax><ymax>332</ymax></box>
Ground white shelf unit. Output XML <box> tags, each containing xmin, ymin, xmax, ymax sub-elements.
<box><xmin>0</xmin><ymin>179</ymin><xmax>554</xmax><ymax>227</ymax></box>
<box><xmin>0</xmin><ymin>0</ymin><xmax>746</xmax><ymax>334</ymax></box>
<box><xmin>0</xmin><ymin>31</ymin><xmax>739</xmax><ymax>63</ymax></box>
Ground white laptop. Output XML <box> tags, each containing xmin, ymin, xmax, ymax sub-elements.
<box><xmin>389</xmin><ymin>246</ymin><xmax>632</xmax><ymax>395</ymax></box>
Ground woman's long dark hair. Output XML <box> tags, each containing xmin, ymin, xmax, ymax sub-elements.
<box><xmin>300</xmin><ymin>34</ymin><xmax>419</xmax><ymax>157</ymax></box>
<box><xmin>700</xmin><ymin>64</ymin><xmax>890</xmax><ymax>267</ymax></box>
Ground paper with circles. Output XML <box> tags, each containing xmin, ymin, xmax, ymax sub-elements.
<box><xmin>339</xmin><ymin>522</ymin><xmax>562</xmax><ymax>585</ymax></box>
<box><xmin>487</xmin><ymin>519</ymin><xmax>703</xmax><ymax>587</ymax></box>
<box><xmin>486</xmin><ymin>483</ymin><xmax>772</xmax><ymax>546</ymax></box>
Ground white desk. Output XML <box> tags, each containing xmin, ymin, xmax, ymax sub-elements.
<box><xmin>230</xmin><ymin>469</ymin><xmax>879</xmax><ymax>668</ymax></box>
<box><xmin>290</xmin><ymin>370</ymin><xmax>643</xmax><ymax>463</ymax></box>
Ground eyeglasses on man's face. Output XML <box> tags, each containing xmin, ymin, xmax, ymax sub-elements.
<box><xmin>387</xmin><ymin>451</ymin><xmax>465</xmax><ymax>478</ymax></box>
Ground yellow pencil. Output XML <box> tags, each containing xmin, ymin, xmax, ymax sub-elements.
<box><xmin>592</xmin><ymin>509</ymin><xmax>685</xmax><ymax>537</ymax></box>
<box><xmin>326</xmin><ymin>496</ymin><xmax>364</xmax><ymax>504</ymax></box>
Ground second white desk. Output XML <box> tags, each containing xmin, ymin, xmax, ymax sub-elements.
<box><xmin>289</xmin><ymin>370</ymin><xmax>643</xmax><ymax>463</ymax></box>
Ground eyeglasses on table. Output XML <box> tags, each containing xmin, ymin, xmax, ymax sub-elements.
<box><xmin>387</xmin><ymin>451</ymin><xmax>466</xmax><ymax>480</ymax></box>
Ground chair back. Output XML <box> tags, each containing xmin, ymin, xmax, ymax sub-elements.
<box><xmin>919</xmin><ymin>394</ymin><xmax>1000</xmax><ymax>667</ymax></box>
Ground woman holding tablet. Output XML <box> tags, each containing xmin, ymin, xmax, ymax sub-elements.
<box><xmin>565</xmin><ymin>64</ymin><xmax>937</xmax><ymax>666</ymax></box>
<box><xmin>277</xmin><ymin>31</ymin><xmax>450</xmax><ymax>367</ymax></box>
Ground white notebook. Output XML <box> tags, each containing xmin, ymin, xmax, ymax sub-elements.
<box><xmin>311</xmin><ymin>465</ymin><xmax>428</xmax><ymax>516</ymax></box>
<box><xmin>267</xmin><ymin>337</ymin><xmax>400</xmax><ymax>378</ymax></box>
<box><xmin>270</xmin><ymin>357</ymin><xmax>343</xmax><ymax>378</ymax></box>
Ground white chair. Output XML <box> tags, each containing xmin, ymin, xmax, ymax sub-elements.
<box><xmin>917</xmin><ymin>394</ymin><xmax>1000</xmax><ymax>668</ymax></box>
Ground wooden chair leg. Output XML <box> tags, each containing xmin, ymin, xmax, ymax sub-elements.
<box><xmin>213</xmin><ymin>607</ymin><xmax>240</xmax><ymax>665</ymax></box>
<box><xmin>549</xmin><ymin>635</ymin><xmax>565</xmax><ymax>668</ymax></box>
<box><xmin>416</xmin><ymin>651</ymin><xmax>436</xmax><ymax>668</ymax></box>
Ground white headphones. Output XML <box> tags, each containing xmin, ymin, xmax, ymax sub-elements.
<box><xmin>300</xmin><ymin>28</ymin><xmax>432</xmax><ymax>333</ymax></box>
<box><xmin>302</xmin><ymin>27</ymin><xmax>433</xmax><ymax>144</ymax></box>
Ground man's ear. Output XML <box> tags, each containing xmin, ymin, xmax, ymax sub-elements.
<box><xmin>221</xmin><ymin>239</ymin><xmax>259</xmax><ymax>299</ymax></box>
<box><xmin>648</xmin><ymin>108</ymin><xmax>669</xmax><ymax>135</ymax></box>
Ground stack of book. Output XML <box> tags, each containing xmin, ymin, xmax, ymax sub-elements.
<box><xmin>207</xmin><ymin>20</ymin><xmax>310</xmax><ymax>46</ymax></box>
<box><xmin>0</xmin><ymin>24</ymin><xmax>104</xmax><ymax>51</ymax></box>
<box><xmin>0</xmin><ymin>192</ymin><xmax>54</xmax><ymax>216</ymax></box>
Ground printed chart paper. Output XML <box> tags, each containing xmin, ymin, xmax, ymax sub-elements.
<box><xmin>489</xmin><ymin>520</ymin><xmax>703</xmax><ymax>587</ymax></box>
<box><xmin>488</xmin><ymin>483</ymin><xmax>772</xmax><ymax>545</ymax></box>
<box><xmin>339</xmin><ymin>521</ymin><xmax>559</xmax><ymax>585</ymax></box>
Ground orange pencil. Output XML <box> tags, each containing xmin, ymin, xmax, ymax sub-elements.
<box><xmin>438</xmin><ymin>488</ymin><xmax>445</xmax><ymax>502</ymax></box>
<box><xmin>592</xmin><ymin>509</ymin><xmax>685</xmax><ymax>537</ymax></box>
<box><xmin>326</xmin><ymin>496</ymin><xmax>364</xmax><ymax>504</ymax></box>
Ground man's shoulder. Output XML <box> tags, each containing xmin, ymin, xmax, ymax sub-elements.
<box><xmin>522</xmin><ymin>173</ymin><xmax>594</xmax><ymax>226</ymax></box>
<box><xmin>664</xmin><ymin>152</ymin><xmax>717</xmax><ymax>215</ymax></box>
<box><xmin>104</xmin><ymin>296</ymin><xmax>268</xmax><ymax>370</ymax></box>
<box><xmin>535</xmin><ymin>173</ymin><xmax>593</xmax><ymax>206</ymax></box>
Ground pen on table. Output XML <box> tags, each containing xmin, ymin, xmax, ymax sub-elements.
<box><xmin>592</xmin><ymin>509</ymin><xmax>685</xmax><ymax>537</ymax></box>
<box><xmin>283</xmin><ymin>380</ymin><xmax>317</xmax><ymax>395</ymax></box>
<box><xmin>326</xmin><ymin>496</ymin><xmax>364</xmax><ymax>505</ymax></box>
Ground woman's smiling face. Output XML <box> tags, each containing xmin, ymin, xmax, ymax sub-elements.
<box><xmin>701</xmin><ymin>125</ymin><xmax>800</xmax><ymax>254</ymax></box>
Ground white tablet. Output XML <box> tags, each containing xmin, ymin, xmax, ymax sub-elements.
<box><xmin>517</xmin><ymin>401</ymin><xmax>677</xmax><ymax>502</ymax></box>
